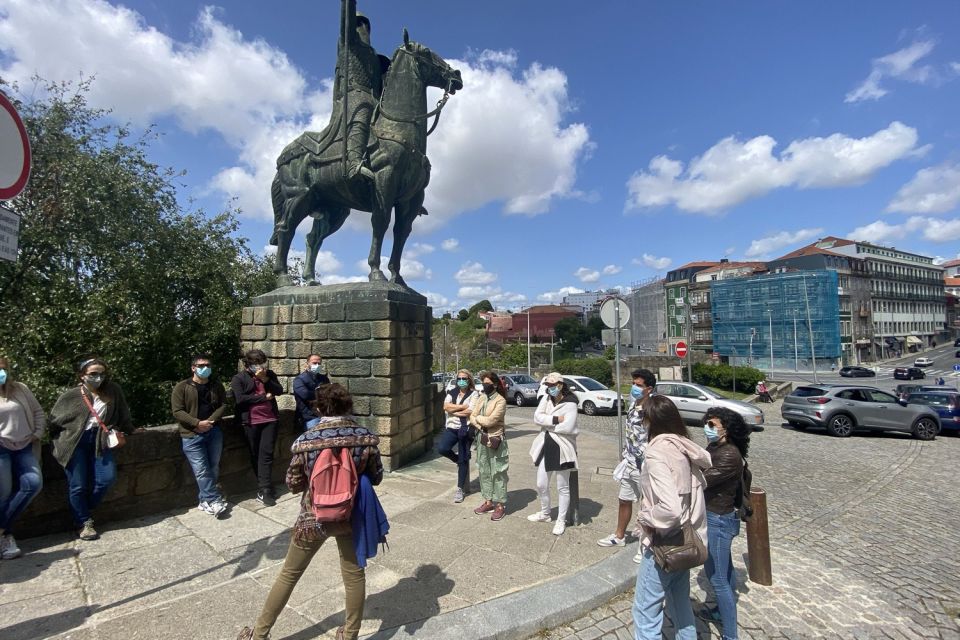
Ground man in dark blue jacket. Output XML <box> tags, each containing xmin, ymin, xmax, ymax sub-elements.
<box><xmin>293</xmin><ymin>354</ymin><xmax>331</xmax><ymax>430</ymax></box>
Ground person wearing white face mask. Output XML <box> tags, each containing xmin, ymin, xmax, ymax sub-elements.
<box><xmin>293</xmin><ymin>354</ymin><xmax>331</xmax><ymax>431</ymax></box>
<box><xmin>598</xmin><ymin>368</ymin><xmax>656</xmax><ymax>561</ymax></box>
<box><xmin>439</xmin><ymin>369</ymin><xmax>478</xmax><ymax>503</ymax></box>
<box><xmin>0</xmin><ymin>355</ymin><xmax>45</xmax><ymax>559</ymax></box>
<box><xmin>49</xmin><ymin>357</ymin><xmax>135</xmax><ymax>540</ymax></box>
<box><xmin>529</xmin><ymin>372</ymin><xmax>579</xmax><ymax>535</ymax></box>
<box><xmin>172</xmin><ymin>354</ymin><xmax>228</xmax><ymax>518</ymax></box>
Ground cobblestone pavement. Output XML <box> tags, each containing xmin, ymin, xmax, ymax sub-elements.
<box><xmin>507</xmin><ymin>400</ymin><xmax>960</xmax><ymax>639</ymax></box>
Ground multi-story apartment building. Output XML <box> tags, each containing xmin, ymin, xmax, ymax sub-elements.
<box><xmin>711</xmin><ymin>270</ymin><xmax>842</xmax><ymax>371</ymax></box>
<box><xmin>689</xmin><ymin>261</ymin><xmax>767</xmax><ymax>354</ymax></box>
<box><xmin>664</xmin><ymin>262</ymin><xmax>718</xmax><ymax>354</ymax></box>
<box><xmin>768</xmin><ymin>242</ymin><xmax>873</xmax><ymax>364</ymax></box>
<box><xmin>562</xmin><ymin>289</ymin><xmax>619</xmax><ymax>318</ymax></box>
<box><xmin>812</xmin><ymin>237</ymin><xmax>945</xmax><ymax>355</ymax></box>
<box><xmin>624</xmin><ymin>277</ymin><xmax>666</xmax><ymax>355</ymax></box>
<box><xmin>943</xmin><ymin>258</ymin><xmax>960</xmax><ymax>297</ymax></box>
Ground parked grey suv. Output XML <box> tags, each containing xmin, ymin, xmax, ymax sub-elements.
<box><xmin>500</xmin><ymin>372</ymin><xmax>540</xmax><ymax>406</ymax></box>
<box><xmin>781</xmin><ymin>384</ymin><xmax>940</xmax><ymax>440</ymax></box>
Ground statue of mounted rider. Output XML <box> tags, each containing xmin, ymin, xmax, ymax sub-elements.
<box><xmin>269</xmin><ymin>0</ymin><xmax>463</xmax><ymax>287</ymax></box>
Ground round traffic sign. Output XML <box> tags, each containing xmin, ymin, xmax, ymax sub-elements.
<box><xmin>676</xmin><ymin>341</ymin><xmax>688</xmax><ymax>358</ymax></box>
<box><xmin>599</xmin><ymin>297</ymin><xmax>630</xmax><ymax>329</ymax></box>
<box><xmin>0</xmin><ymin>92</ymin><xmax>31</xmax><ymax>201</ymax></box>
<box><xmin>954</xmin><ymin>364</ymin><xmax>960</xmax><ymax>372</ymax></box>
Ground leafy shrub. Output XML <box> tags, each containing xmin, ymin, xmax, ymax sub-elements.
<box><xmin>690</xmin><ymin>362</ymin><xmax>764</xmax><ymax>394</ymax></box>
<box><xmin>554</xmin><ymin>357</ymin><xmax>613</xmax><ymax>386</ymax></box>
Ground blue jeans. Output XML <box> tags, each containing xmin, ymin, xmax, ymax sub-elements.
<box><xmin>63</xmin><ymin>429</ymin><xmax>116</xmax><ymax>527</ymax></box>
<box><xmin>181</xmin><ymin>426</ymin><xmax>224</xmax><ymax>503</ymax></box>
<box><xmin>632</xmin><ymin>547</ymin><xmax>697</xmax><ymax>640</ymax></box>
<box><xmin>437</xmin><ymin>427</ymin><xmax>471</xmax><ymax>490</ymax></box>
<box><xmin>0</xmin><ymin>445</ymin><xmax>43</xmax><ymax>533</ymax></box>
<box><xmin>706</xmin><ymin>510</ymin><xmax>741</xmax><ymax>640</ymax></box>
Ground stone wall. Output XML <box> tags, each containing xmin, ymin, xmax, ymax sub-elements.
<box><xmin>240</xmin><ymin>282</ymin><xmax>438</xmax><ymax>470</ymax></box>
<box><xmin>16</xmin><ymin>414</ymin><xmax>299</xmax><ymax>539</ymax></box>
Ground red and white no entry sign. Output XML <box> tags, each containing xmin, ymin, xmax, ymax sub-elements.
<box><xmin>675</xmin><ymin>341</ymin><xmax>688</xmax><ymax>358</ymax></box>
<box><xmin>0</xmin><ymin>92</ymin><xmax>31</xmax><ymax>201</ymax></box>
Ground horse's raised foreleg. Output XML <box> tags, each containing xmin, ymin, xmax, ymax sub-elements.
<box><xmin>304</xmin><ymin>206</ymin><xmax>350</xmax><ymax>285</ymax></box>
<box><xmin>388</xmin><ymin>193</ymin><xmax>424</xmax><ymax>288</ymax></box>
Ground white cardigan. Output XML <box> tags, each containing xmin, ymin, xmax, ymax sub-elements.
<box><xmin>529</xmin><ymin>394</ymin><xmax>579</xmax><ymax>468</ymax></box>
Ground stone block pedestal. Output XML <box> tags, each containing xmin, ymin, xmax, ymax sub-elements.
<box><xmin>240</xmin><ymin>282</ymin><xmax>436</xmax><ymax>470</ymax></box>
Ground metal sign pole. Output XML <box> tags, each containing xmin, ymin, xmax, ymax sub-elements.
<box><xmin>615</xmin><ymin>302</ymin><xmax>623</xmax><ymax>455</ymax></box>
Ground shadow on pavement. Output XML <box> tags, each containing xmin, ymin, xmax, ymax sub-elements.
<box><xmin>0</xmin><ymin>548</ymin><xmax>78</xmax><ymax>584</ymax></box>
<box><xmin>0</xmin><ymin>606</ymin><xmax>91</xmax><ymax>640</ymax></box>
<box><xmin>282</xmin><ymin>563</ymin><xmax>454</xmax><ymax>640</ymax></box>
<box><xmin>504</xmin><ymin>488</ymin><xmax>536</xmax><ymax>515</ymax></box>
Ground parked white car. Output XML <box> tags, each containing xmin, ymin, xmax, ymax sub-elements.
<box><xmin>654</xmin><ymin>381</ymin><xmax>765</xmax><ymax>428</ymax></box>
<box><xmin>537</xmin><ymin>375</ymin><xmax>623</xmax><ymax>415</ymax></box>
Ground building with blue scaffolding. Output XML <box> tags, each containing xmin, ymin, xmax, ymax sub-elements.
<box><xmin>711</xmin><ymin>270</ymin><xmax>842</xmax><ymax>371</ymax></box>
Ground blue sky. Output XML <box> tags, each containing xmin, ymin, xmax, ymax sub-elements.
<box><xmin>2</xmin><ymin>1</ymin><xmax>959</xmax><ymax>315</ymax></box>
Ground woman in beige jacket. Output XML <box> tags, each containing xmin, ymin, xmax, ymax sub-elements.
<box><xmin>631</xmin><ymin>394</ymin><xmax>712</xmax><ymax>640</ymax></box>
<box><xmin>469</xmin><ymin>371</ymin><xmax>508</xmax><ymax>521</ymax></box>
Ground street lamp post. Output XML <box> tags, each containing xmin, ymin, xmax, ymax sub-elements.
<box><xmin>749</xmin><ymin>328</ymin><xmax>755</xmax><ymax>365</ymax></box>
<box><xmin>802</xmin><ymin>274</ymin><xmax>818</xmax><ymax>383</ymax></box>
<box><xmin>526</xmin><ymin>310</ymin><xmax>532</xmax><ymax>378</ymax></box>
<box><xmin>766</xmin><ymin>308</ymin><xmax>774</xmax><ymax>371</ymax></box>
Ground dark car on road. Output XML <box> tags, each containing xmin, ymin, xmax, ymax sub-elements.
<box><xmin>894</xmin><ymin>367</ymin><xmax>925</xmax><ymax>380</ymax></box>
<box><xmin>955</xmin><ymin>338</ymin><xmax>960</xmax><ymax>347</ymax></box>
<box><xmin>839</xmin><ymin>366</ymin><xmax>876</xmax><ymax>378</ymax></box>
<box><xmin>906</xmin><ymin>391</ymin><xmax>960</xmax><ymax>433</ymax></box>
<box><xmin>781</xmin><ymin>384</ymin><xmax>940</xmax><ymax>440</ymax></box>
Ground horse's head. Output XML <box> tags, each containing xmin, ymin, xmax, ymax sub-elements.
<box><xmin>393</xmin><ymin>29</ymin><xmax>463</xmax><ymax>95</ymax></box>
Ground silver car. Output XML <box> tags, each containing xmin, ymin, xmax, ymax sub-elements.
<box><xmin>781</xmin><ymin>384</ymin><xmax>940</xmax><ymax>440</ymax></box>
<box><xmin>655</xmin><ymin>382</ymin><xmax>765</xmax><ymax>428</ymax></box>
<box><xmin>500</xmin><ymin>373</ymin><xmax>540</xmax><ymax>407</ymax></box>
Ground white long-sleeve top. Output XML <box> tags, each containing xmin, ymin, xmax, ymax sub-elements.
<box><xmin>529</xmin><ymin>393</ymin><xmax>579</xmax><ymax>468</ymax></box>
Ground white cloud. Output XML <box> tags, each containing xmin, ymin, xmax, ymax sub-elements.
<box><xmin>845</xmin><ymin>40</ymin><xmax>937</xmax><ymax>103</ymax></box>
<box><xmin>406</xmin><ymin>243</ymin><xmax>435</xmax><ymax>259</ymax></box>
<box><xmin>457</xmin><ymin>285</ymin><xmax>526</xmax><ymax>305</ymax></box>
<box><xmin>537</xmin><ymin>286</ymin><xmax>585</xmax><ymax>303</ymax></box>
<box><xmin>887</xmin><ymin>162</ymin><xmax>960</xmax><ymax>214</ymax></box>
<box><xmin>602</xmin><ymin>264</ymin><xmax>622</xmax><ymax>275</ymax></box>
<box><xmin>632</xmin><ymin>254</ymin><xmax>673</xmax><ymax>271</ymax></box>
<box><xmin>952</xmin><ymin>62</ymin><xmax>960</xmax><ymax>74</ymax></box>
<box><xmin>323</xmin><ymin>274</ymin><xmax>367</xmax><ymax>285</ymax></box>
<box><xmin>845</xmin><ymin>216</ymin><xmax>960</xmax><ymax>245</ymax></box>
<box><xmin>441</xmin><ymin>238</ymin><xmax>460</xmax><ymax>251</ymax></box>
<box><xmin>420</xmin><ymin>53</ymin><xmax>592</xmax><ymax>230</ymax></box>
<box><xmin>625</xmin><ymin>122</ymin><xmax>923</xmax><ymax>214</ymax></box>
<box><xmin>423</xmin><ymin>291</ymin><xmax>451</xmax><ymax>309</ymax></box>
<box><xmin>574</xmin><ymin>267</ymin><xmax>600</xmax><ymax>283</ymax></box>
<box><xmin>744</xmin><ymin>228</ymin><xmax>825</xmax><ymax>259</ymax></box>
<box><xmin>454</xmin><ymin>261</ymin><xmax>497</xmax><ymax>286</ymax></box>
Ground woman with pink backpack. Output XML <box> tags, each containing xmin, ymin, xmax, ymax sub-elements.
<box><xmin>238</xmin><ymin>383</ymin><xmax>387</xmax><ymax>640</ymax></box>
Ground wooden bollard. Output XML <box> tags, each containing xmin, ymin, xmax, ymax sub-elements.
<box><xmin>565</xmin><ymin>470</ymin><xmax>580</xmax><ymax>526</ymax></box>
<box><xmin>746</xmin><ymin>487</ymin><xmax>772</xmax><ymax>585</ymax></box>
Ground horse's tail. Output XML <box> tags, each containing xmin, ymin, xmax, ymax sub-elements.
<box><xmin>269</xmin><ymin>173</ymin><xmax>284</xmax><ymax>246</ymax></box>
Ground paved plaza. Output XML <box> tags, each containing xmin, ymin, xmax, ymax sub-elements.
<box><xmin>2</xmin><ymin>400</ymin><xmax>959</xmax><ymax>639</ymax></box>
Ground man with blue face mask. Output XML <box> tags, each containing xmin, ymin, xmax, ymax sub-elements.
<box><xmin>597</xmin><ymin>368</ymin><xmax>656</xmax><ymax>561</ymax></box>
<box><xmin>172</xmin><ymin>354</ymin><xmax>228</xmax><ymax>518</ymax></box>
<box><xmin>293</xmin><ymin>354</ymin><xmax>331</xmax><ymax>431</ymax></box>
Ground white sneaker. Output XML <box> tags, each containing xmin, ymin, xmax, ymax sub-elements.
<box><xmin>552</xmin><ymin>521</ymin><xmax>566</xmax><ymax>536</ymax></box>
<box><xmin>199</xmin><ymin>501</ymin><xmax>226</xmax><ymax>517</ymax></box>
<box><xmin>633</xmin><ymin>548</ymin><xmax>644</xmax><ymax>564</ymax></box>
<box><xmin>597</xmin><ymin>534</ymin><xmax>626</xmax><ymax>547</ymax></box>
<box><xmin>1</xmin><ymin>534</ymin><xmax>21</xmax><ymax>559</ymax></box>
<box><xmin>526</xmin><ymin>512</ymin><xmax>551</xmax><ymax>523</ymax></box>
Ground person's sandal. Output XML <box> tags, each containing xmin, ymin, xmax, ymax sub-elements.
<box><xmin>237</xmin><ymin>627</ymin><xmax>254</xmax><ymax>640</ymax></box>
<box><xmin>336</xmin><ymin>627</ymin><xmax>346</xmax><ymax>640</ymax></box>
<box><xmin>491</xmin><ymin>504</ymin><xmax>506</xmax><ymax>521</ymax></box>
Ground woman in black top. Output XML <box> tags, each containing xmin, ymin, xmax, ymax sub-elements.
<box><xmin>230</xmin><ymin>349</ymin><xmax>284</xmax><ymax>506</ymax></box>
<box><xmin>701</xmin><ymin>407</ymin><xmax>751</xmax><ymax>640</ymax></box>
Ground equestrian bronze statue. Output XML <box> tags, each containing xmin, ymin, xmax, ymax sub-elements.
<box><xmin>269</xmin><ymin>1</ymin><xmax>463</xmax><ymax>287</ymax></box>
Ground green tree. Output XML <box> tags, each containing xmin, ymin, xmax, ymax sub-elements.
<box><xmin>457</xmin><ymin>308</ymin><xmax>469</xmax><ymax>321</ymax></box>
<box><xmin>468</xmin><ymin>299</ymin><xmax>493</xmax><ymax>315</ymax></box>
<box><xmin>0</xmin><ymin>79</ymin><xmax>275</xmax><ymax>425</ymax></box>
<box><xmin>554</xmin><ymin>317</ymin><xmax>588</xmax><ymax>348</ymax></box>
<box><xmin>498</xmin><ymin>342</ymin><xmax>528</xmax><ymax>369</ymax></box>
<box><xmin>586</xmin><ymin>316</ymin><xmax>605</xmax><ymax>341</ymax></box>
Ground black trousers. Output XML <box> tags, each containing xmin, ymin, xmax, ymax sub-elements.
<box><xmin>244</xmin><ymin>421</ymin><xmax>278</xmax><ymax>493</ymax></box>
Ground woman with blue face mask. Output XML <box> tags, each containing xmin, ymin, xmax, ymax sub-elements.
<box><xmin>0</xmin><ymin>356</ymin><xmax>46</xmax><ymax>559</ymax></box>
<box><xmin>700</xmin><ymin>407</ymin><xmax>751</xmax><ymax>640</ymax></box>
<box><xmin>49</xmin><ymin>357</ymin><xmax>134</xmax><ymax>541</ymax></box>
<box><xmin>528</xmin><ymin>372</ymin><xmax>579</xmax><ymax>535</ymax></box>
<box><xmin>438</xmin><ymin>369</ymin><xmax>478</xmax><ymax>503</ymax></box>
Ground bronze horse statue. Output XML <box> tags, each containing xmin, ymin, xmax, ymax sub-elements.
<box><xmin>270</xmin><ymin>31</ymin><xmax>463</xmax><ymax>287</ymax></box>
